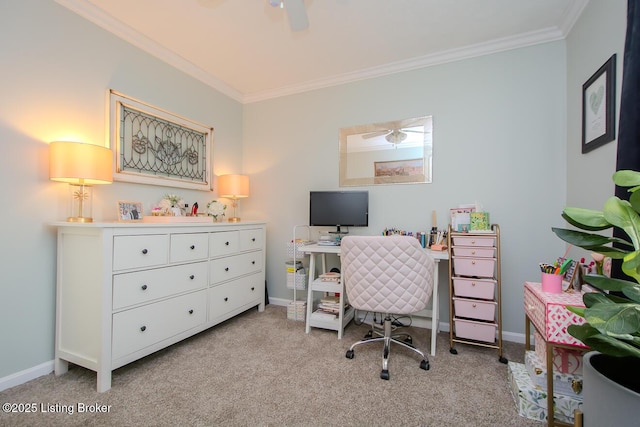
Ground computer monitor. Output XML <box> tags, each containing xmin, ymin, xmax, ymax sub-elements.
<box><xmin>309</xmin><ymin>191</ymin><xmax>369</xmax><ymax>234</ymax></box>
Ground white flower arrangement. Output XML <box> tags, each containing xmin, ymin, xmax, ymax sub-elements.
<box><xmin>207</xmin><ymin>200</ymin><xmax>227</xmax><ymax>220</ymax></box>
<box><xmin>157</xmin><ymin>194</ymin><xmax>185</xmax><ymax>215</ymax></box>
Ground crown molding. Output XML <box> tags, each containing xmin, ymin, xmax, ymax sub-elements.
<box><xmin>56</xmin><ymin>0</ymin><xmax>585</xmax><ymax>105</ymax></box>
<box><xmin>54</xmin><ymin>0</ymin><xmax>244</xmax><ymax>103</ymax></box>
<box><xmin>243</xmin><ymin>26</ymin><xmax>566</xmax><ymax>103</ymax></box>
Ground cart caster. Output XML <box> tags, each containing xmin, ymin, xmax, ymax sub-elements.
<box><xmin>420</xmin><ymin>359</ymin><xmax>430</xmax><ymax>371</ymax></box>
<box><xmin>380</xmin><ymin>369</ymin><xmax>390</xmax><ymax>380</ymax></box>
<box><xmin>364</xmin><ymin>331</ymin><xmax>373</xmax><ymax>339</ymax></box>
<box><xmin>499</xmin><ymin>356</ymin><xmax>508</xmax><ymax>364</ymax></box>
<box><xmin>404</xmin><ymin>336</ymin><xmax>413</xmax><ymax>345</ymax></box>
<box><xmin>450</xmin><ymin>348</ymin><xmax>458</xmax><ymax>355</ymax></box>
<box><xmin>345</xmin><ymin>349</ymin><xmax>354</xmax><ymax>359</ymax></box>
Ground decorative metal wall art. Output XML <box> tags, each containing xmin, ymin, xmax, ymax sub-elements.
<box><xmin>109</xmin><ymin>90</ymin><xmax>214</xmax><ymax>190</ymax></box>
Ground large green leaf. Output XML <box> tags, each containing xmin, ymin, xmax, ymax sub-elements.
<box><xmin>613</xmin><ymin>169</ymin><xmax>640</xmax><ymax>187</ymax></box>
<box><xmin>603</xmin><ymin>197</ymin><xmax>640</xmax><ymax>249</ymax></box>
<box><xmin>551</xmin><ymin>228</ymin><xmax>631</xmax><ymax>253</ymax></box>
<box><xmin>583</xmin><ymin>292</ymin><xmax>615</xmax><ymax>308</ymax></box>
<box><xmin>621</xmin><ymin>250</ymin><xmax>640</xmax><ymax>283</ymax></box>
<box><xmin>582</xmin><ymin>275</ymin><xmax>639</xmax><ymax>293</ymax></box>
<box><xmin>568</xmin><ymin>323</ymin><xmax>640</xmax><ymax>357</ymax></box>
<box><xmin>585</xmin><ymin>303</ymin><xmax>640</xmax><ymax>335</ymax></box>
<box><xmin>561</xmin><ymin>208</ymin><xmax>610</xmax><ymax>231</ymax></box>
<box><xmin>630</xmin><ymin>189</ymin><xmax>640</xmax><ymax>213</ymax></box>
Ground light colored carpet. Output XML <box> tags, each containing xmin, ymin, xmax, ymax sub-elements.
<box><xmin>0</xmin><ymin>304</ymin><xmax>541</xmax><ymax>426</ymax></box>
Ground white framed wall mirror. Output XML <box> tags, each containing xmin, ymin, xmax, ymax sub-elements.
<box><xmin>339</xmin><ymin>116</ymin><xmax>433</xmax><ymax>187</ymax></box>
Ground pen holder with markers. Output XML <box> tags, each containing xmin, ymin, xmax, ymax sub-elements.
<box><xmin>541</xmin><ymin>272</ymin><xmax>563</xmax><ymax>293</ymax></box>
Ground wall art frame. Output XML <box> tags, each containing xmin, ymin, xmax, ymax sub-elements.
<box><xmin>117</xmin><ymin>200</ymin><xmax>143</xmax><ymax>222</ymax></box>
<box><xmin>373</xmin><ymin>158</ymin><xmax>424</xmax><ymax>178</ymax></box>
<box><xmin>109</xmin><ymin>90</ymin><xmax>214</xmax><ymax>190</ymax></box>
<box><xmin>582</xmin><ymin>54</ymin><xmax>616</xmax><ymax>154</ymax></box>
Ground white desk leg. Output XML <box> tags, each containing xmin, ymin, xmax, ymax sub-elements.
<box><xmin>305</xmin><ymin>253</ymin><xmax>316</xmax><ymax>334</ymax></box>
<box><xmin>430</xmin><ymin>260</ymin><xmax>439</xmax><ymax>357</ymax></box>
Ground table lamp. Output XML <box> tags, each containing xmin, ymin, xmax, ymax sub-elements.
<box><xmin>218</xmin><ymin>174</ymin><xmax>249</xmax><ymax>222</ymax></box>
<box><xmin>49</xmin><ymin>141</ymin><xmax>113</xmax><ymax>222</ymax></box>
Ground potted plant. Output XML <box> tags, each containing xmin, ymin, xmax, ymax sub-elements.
<box><xmin>552</xmin><ymin>169</ymin><xmax>640</xmax><ymax>426</ymax></box>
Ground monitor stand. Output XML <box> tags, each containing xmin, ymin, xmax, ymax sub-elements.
<box><xmin>328</xmin><ymin>226</ymin><xmax>348</xmax><ymax>235</ymax></box>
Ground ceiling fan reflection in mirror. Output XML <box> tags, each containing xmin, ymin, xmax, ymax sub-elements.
<box><xmin>198</xmin><ymin>0</ymin><xmax>309</xmax><ymax>32</ymax></box>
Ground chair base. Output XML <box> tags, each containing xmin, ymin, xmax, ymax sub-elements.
<box><xmin>345</xmin><ymin>314</ymin><xmax>430</xmax><ymax>380</ymax></box>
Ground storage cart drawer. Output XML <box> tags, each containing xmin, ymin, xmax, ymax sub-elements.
<box><xmin>453</xmin><ymin>297</ymin><xmax>497</xmax><ymax>321</ymax></box>
<box><xmin>452</xmin><ymin>277</ymin><xmax>496</xmax><ymax>300</ymax></box>
<box><xmin>452</xmin><ymin>246</ymin><xmax>495</xmax><ymax>258</ymax></box>
<box><xmin>454</xmin><ymin>318</ymin><xmax>497</xmax><ymax>343</ymax></box>
<box><xmin>452</xmin><ymin>236</ymin><xmax>495</xmax><ymax>247</ymax></box>
<box><xmin>452</xmin><ymin>256</ymin><xmax>496</xmax><ymax>278</ymax></box>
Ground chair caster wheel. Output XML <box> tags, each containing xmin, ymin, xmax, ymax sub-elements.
<box><xmin>380</xmin><ymin>370</ymin><xmax>390</xmax><ymax>380</ymax></box>
<box><xmin>450</xmin><ymin>348</ymin><xmax>458</xmax><ymax>355</ymax></box>
<box><xmin>499</xmin><ymin>356</ymin><xmax>508</xmax><ymax>364</ymax></box>
<box><xmin>364</xmin><ymin>331</ymin><xmax>373</xmax><ymax>339</ymax></box>
<box><xmin>404</xmin><ymin>336</ymin><xmax>413</xmax><ymax>345</ymax></box>
<box><xmin>420</xmin><ymin>359</ymin><xmax>430</xmax><ymax>371</ymax></box>
<box><xmin>345</xmin><ymin>349</ymin><xmax>354</xmax><ymax>359</ymax></box>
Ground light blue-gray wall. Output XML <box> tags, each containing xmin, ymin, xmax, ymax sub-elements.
<box><xmin>244</xmin><ymin>41</ymin><xmax>569</xmax><ymax>341</ymax></box>
<box><xmin>0</xmin><ymin>0</ymin><xmax>243</xmax><ymax>381</ymax></box>
<box><xmin>0</xmin><ymin>0</ymin><xmax>627</xmax><ymax>385</ymax></box>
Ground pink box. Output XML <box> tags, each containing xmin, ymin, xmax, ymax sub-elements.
<box><xmin>452</xmin><ymin>256</ymin><xmax>496</xmax><ymax>278</ymax></box>
<box><xmin>534</xmin><ymin>329</ymin><xmax>584</xmax><ymax>375</ymax></box>
<box><xmin>524</xmin><ymin>281</ymin><xmax>588</xmax><ymax>347</ymax></box>
<box><xmin>454</xmin><ymin>318</ymin><xmax>497</xmax><ymax>343</ymax></box>
<box><xmin>452</xmin><ymin>277</ymin><xmax>496</xmax><ymax>300</ymax></box>
<box><xmin>453</xmin><ymin>297</ymin><xmax>496</xmax><ymax>321</ymax></box>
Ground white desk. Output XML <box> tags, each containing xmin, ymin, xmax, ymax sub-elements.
<box><xmin>301</xmin><ymin>243</ymin><xmax>449</xmax><ymax>355</ymax></box>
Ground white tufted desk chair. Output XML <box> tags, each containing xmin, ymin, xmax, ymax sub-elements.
<box><xmin>341</xmin><ymin>235</ymin><xmax>435</xmax><ymax>380</ymax></box>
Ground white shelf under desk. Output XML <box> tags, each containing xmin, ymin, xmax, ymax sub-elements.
<box><xmin>301</xmin><ymin>242</ymin><xmax>448</xmax><ymax>355</ymax></box>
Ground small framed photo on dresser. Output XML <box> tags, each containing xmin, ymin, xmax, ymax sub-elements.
<box><xmin>117</xmin><ymin>201</ymin><xmax>143</xmax><ymax>222</ymax></box>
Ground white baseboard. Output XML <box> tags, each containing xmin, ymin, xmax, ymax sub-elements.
<box><xmin>270</xmin><ymin>297</ymin><xmax>527</xmax><ymax>344</ymax></box>
<box><xmin>0</xmin><ymin>360</ymin><xmax>54</xmax><ymax>392</ymax></box>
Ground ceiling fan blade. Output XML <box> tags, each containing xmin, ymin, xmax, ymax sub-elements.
<box><xmin>283</xmin><ymin>0</ymin><xmax>309</xmax><ymax>31</ymax></box>
<box><xmin>362</xmin><ymin>130</ymin><xmax>391</xmax><ymax>139</ymax></box>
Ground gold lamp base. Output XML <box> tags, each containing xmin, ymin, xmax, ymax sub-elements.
<box><xmin>67</xmin><ymin>216</ymin><xmax>93</xmax><ymax>223</ymax></box>
<box><xmin>228</xmin><ymin>217</ymin><xmax>241</xmax><ymax>223</ymax></box>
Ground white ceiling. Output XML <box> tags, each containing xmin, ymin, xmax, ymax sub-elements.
<box><xmin>56</xmin><ymin>0</ymin><xmax>588</xmax><ymax>103</ymax></box>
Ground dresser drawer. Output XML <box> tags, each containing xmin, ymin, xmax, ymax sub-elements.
<box><xmin>524</xmin><ymin>281</ymin><xmax>587</xmax><ymax>347</ymax></box>
<box><xmin>209</xmin><ymin>231</ymin><xmax>239</xmax><ymax>258</ymax></box>
<box><xmin>240</xmin><ymin>228</ymin><xmax>263</xmax><ymax>252</ymax></box>
<box><xmin>209</xmin><ymin>251</ymin><xmax>263</xmax><ymax>284</ymax></box>
<box><xmin>112</xmin><ymin>290</ymin><xmax>206</xmax><ymax>360</ymax></box>
<box><xmin>453</xmin><ymin>297</ymin><xmax>496</xmax><ymax>321</ymax></box>
<box><xmin>452</xmin><ymin>256</ymin><xmax>496</xmax><ymax>278</ymax></box>
<box><xmin>113</xmin><ymin>262</ymin><xmax>207</xmax><ymax>310</ymax></box>
<box><xmin>170</xmin><ymin>233</ymin><xmax>209</xmax><ymax>263</ymax></box>
<box><xmin>453</xmin><ymin>277</ymin><xmax>496</xmax><ymax>300</ymax></box>
<box><xmin>452</xmin><ymin>236</ymin><xmax>495</xmax><ymax>247</ymax></box>
<box><xmin>113</xmin><ymin>234</ymin><xmax>169</xmax><ymax>271</ymax></box>
<box><xmin>208</xmin><ymin>273</ymin><xmax>263</xmax><ymax>319</ymax></box>
<box><xmin>452</xmin><ymin>246</ymin><xmax>495</xmax><ymax>258</ymax></box>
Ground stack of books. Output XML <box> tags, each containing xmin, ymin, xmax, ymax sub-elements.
<box><xmin>313</xmin><ymin>295</ymin><xmax>349</xmax><ymax>320</ymax></box>
<box><xmin>319</xmin><ymin>272</ymin><xmax>340</xmax><ymax>282</ymax></box>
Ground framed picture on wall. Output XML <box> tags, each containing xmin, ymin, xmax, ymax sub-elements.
<box><xmin>582</xmin><ymin>54</ymin><xmax>616</xmax><ymax>154</ymax></box>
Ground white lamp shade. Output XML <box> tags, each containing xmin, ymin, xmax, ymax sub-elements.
<box><xmin>49</xmin><ymin>141</ymin><xmax>113</xmax><ymax>185</ymax></box>
<box><xmin>218</xmin><ymin>174</ymin><xmax>249</xmax><ymax>198</ymax></box>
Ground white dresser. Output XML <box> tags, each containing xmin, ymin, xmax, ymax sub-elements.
<box><xmin>53</xmin><ymin>221</ymin><xmax>266</xmax><ymax>392</ymax></box>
